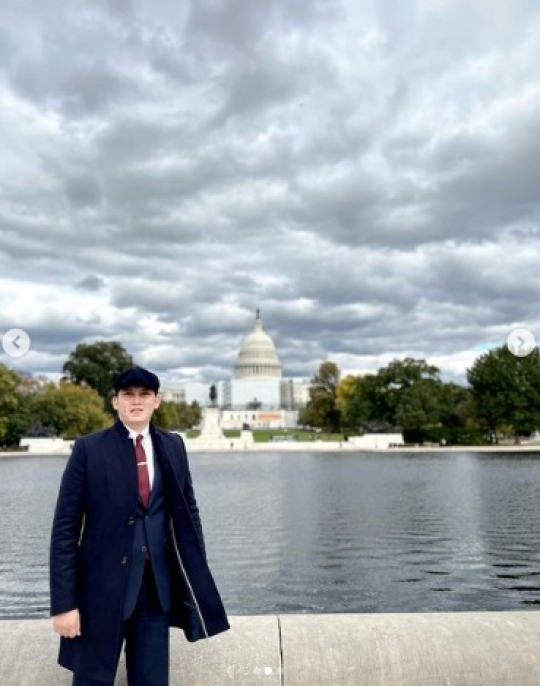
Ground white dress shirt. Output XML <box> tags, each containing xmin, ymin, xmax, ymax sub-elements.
<box><xmin>125</xmin><ymin>424</ymin><xmax>155</xmax><ymax>488</ymax></box>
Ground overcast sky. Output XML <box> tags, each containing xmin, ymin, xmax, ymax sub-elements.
<box><xmin>1</xmin><ymin>0</ymin><xmax>539</xmax><ymax>386</ymax></box>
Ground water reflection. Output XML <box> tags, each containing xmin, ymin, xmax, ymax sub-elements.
<box><xmin>472</xmin><ymin>456</ymin><xmax>540</xmax><ymax>606</ymax></box>
<box><xmin>0</xmin><ymin>456</ymin><xmax>59</xmax><ymax>618</ymax></box>
<box><xmin>2</xmin><ymin>450</ymin><xmax>540</xmax><ymax>618</ymax></box>
<box><xmin>189</xmin><ymin>452</ymin><xmax>287</xmax><ymax>614</ymax></box>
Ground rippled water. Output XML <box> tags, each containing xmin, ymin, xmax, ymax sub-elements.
<box><xmin>2</xmin><ymin>450</ymin><xmax>540</xmax><ymax>618</ymax></box>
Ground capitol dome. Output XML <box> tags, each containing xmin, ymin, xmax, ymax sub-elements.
<box><xmin>234</xmin><ymin>310</ymin><xmax>282</xmax><ymax>379</ymax></box>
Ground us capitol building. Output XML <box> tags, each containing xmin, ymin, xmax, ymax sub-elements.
<box><xmin>161</xmin><ymin>311</ymin><xmax>311</xmax><ymax>429</ymax></box>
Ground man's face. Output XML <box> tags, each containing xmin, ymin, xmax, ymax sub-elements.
<box><xmin>111</xmin><ymin>386</ymin><xmax>161</xmax><ymax>431</ymax></box>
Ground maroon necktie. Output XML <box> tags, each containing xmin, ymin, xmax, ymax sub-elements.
<box><xmin>135</xmin><ymin>434</ymin><xmax>151</xmax><ymax>508</ymax></box>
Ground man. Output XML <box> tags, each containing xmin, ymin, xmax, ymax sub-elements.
<box><xmin>50</xmin><ymin>366</ymin><xmax>229</xmax><ymax>686</ymax></box>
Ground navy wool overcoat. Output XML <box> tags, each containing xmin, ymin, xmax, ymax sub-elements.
<box><xmin>50</xmin><ymin>421</ymin><xmax>229</xmax><ymax>683</ymax></box>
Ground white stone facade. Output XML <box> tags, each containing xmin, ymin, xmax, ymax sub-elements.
<box><xmin>161</xmin><ymin>311</ymin><xmax>309</xmax><ymax>427</ymax></box>
<box><xmin>159</xmin><ymin>386</ymin><xmax>186</xmax><ymax>403</ymax></box>
<box><xmin>234</xmin><ymin>310</ymin><xmax>281</xmax><ymax>379</ymax></box>
<box><xmin>348</xmin><ymin>433</ymin><xmax>405</xmax><ymax>449</ymax></box>
<box><xmin>220</xmin><ymin>409</ymin><xmax>298</xmax><ymax>430</ymax></box>
<box><xmin>225</xmin><ymin>378</ymin><xmax>281</xmax><ymax>409</ymax></box>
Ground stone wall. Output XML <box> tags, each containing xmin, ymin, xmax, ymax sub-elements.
<box><xmin>2</xmin><ymin>612</ymin><xmax>540</xmax><ymax>685</ymax></box>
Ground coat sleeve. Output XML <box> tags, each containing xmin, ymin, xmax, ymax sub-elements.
<box><xmin>49</xmin><ymin>438</ymin><xmax>86</xmax><ymax>616</ymax></box>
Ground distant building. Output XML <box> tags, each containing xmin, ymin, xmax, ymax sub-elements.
<box><xmin>163</xmin><ymin>311</ymin><xmax>311</xmax><ymax>429</ymax></box>
<box><xmin>159</xmin><ymin>387</ymin><xmax>186</xmax><ymax>403</ymax></box>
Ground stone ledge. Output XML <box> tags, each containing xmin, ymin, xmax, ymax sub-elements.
<box><xmin>2</xmin><ymin>612</ymin><xmax>540</xmax><ymax>685</ymax></box>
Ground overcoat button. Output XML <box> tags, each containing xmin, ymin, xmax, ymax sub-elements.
<box><xmin>127</xmin><ymin>517</ymin><xmax>135</xmax><ymax>526</ymax></box>
<box><xmin>121</xmin><ymin>556</ymin><xmax>128</xmax><ymax>565</ymax></box>
<box><xmin>141</xmin><ymin>546</ymin><xmax>147</xmax><ymax>554</ymax></box>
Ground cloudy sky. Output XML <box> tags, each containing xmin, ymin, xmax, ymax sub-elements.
<box><xmin>1</xmin><ymin>0</ymin><xmax>539</xmax><ymax>387</ymax></box>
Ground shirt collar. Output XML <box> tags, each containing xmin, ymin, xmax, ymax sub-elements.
<box><xmin>123</xmin><ymin>423</ymin><xmax>150</xmax><ymax>441</ymax></box>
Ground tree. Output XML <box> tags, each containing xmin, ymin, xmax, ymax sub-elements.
<box><xmin>3</xmin><ymin>375</ymin><xmax>45</xmax><ymax>446</ymax></box>
<box><xmin>153</xmin><ymin>401</ymin><xmax>202</xmax><ymax>431</ymax></box>
<box><xmin>30</xmin><ymin>381</ymin><xmax>111</xmax><ymax>439</ymax></box>
<box><xmin>181</xmin><ymin>401</ymin><xmax>201</xmax><ymax>430</ymax></box>
<box><xmin>374</xmin><ymin>358</ymin><xmax>441</xmax><ymax>426</ymax></box>
<box><xmin>335</xmin><ymin>358</ymin><xmax>443</xmax><ymax>435</ymax></box>
<box><xmin>63</xmin><ymin>341</ymin><xmax>134</xmax><ymax>406</ymax></box>
<box><xmin>436</xmin><ymin>383</ymin><xmax>483</xmax><ymax>445</ymax></box>
<box><xmin>395</xmin><ymin>378</ymin><xmax>444</xmax><ymax>443</ymax></box>
<box><xmin>336</xmin><ymin>374</ymin><xmax>372</xmax><ymax>431</ymax></box>
<box><xmin>467</xmin><ymin>346</ymin><xmax>540</xmax><ymax>443</ymax></box>
<box><xmin>0</xmin><ymin>364</ymin><xmax>21</xmax><ymax>443</ymax></box>
<box><xmin>153</xmin><ymin>401</ymin><xmax>179</xmax><ymax>430</ymax></box>
<box><xmin>300</xmin><ymin>361</ymin><xmax>341</xmax><ymax>432</ymax></box>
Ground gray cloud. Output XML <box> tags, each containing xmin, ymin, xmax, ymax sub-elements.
<box><xmin>1</xmin><ymin>0</ymin><xmax>540</xmax><ymax>384</ymax></box>
<box><xmin>77</xmin><ymin>275</ymin><xmax>107</xmax><ymax>291</ymax></box>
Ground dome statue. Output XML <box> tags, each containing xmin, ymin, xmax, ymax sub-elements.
<box><xmin>234</xmin><ymin>310</ymin><xmax>282</xmax><ymax>379</ymax></box>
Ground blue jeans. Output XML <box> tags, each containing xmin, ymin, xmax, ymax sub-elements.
<box><xmin>73</xmin><ymin>565</ymin><xmax>169</xmax><ymax>686</ymax></box>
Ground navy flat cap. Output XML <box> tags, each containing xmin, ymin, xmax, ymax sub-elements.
<box><xmin>113</xmin><ymin>367</ymin><xmax>160</xmax><ymax>393</ymax></box>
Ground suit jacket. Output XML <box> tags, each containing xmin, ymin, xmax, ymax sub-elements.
<box><xmin>50</xmin><ymin>421</ymin><xmax>229</xmax><ymax>683</ymax></box>
<box><xmin>122</xmin><ymin>447</ymin><xmax>171</xmax><ymax>620</ymax></box>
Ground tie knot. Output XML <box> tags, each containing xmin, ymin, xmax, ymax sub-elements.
<box><xmin>136</xmin><ymin>434</ymin><xmax>143</xmax><ymax>444</ymax></box>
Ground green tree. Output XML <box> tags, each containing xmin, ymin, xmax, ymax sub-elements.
<box><xmin>467</xmin><ymin>346</ymin><xmax>540</xmax><ymax>443</ymax></box>
<box><xmin>63</xmin><ymin>341</ymin><xmax>134</xmax><ymax>407</ymax></box>
<box><xmin>153</xmin><ymin>401</ymin><xmax>202</xmax><ymax>431</ymax></box>
<box><xmin>334</xmin><ymin>363</ymin><xmax>477</xmax><ymax>444</ymax></box>
<box><xmin>374</xmin><ymin>358</ymin><xmax>441</xmax><ymax>426</ymax></box>
<box><xmin>0</xmin><ymin>364</ymin><xmax>21</xmax><ymax>443</ymax></box>
<box><xmin>438</xmin><ymin>383</ymin><xmax>469</xmax><ymax>426</ymax></box>
<box><xmin>436</xmin><ymin>383</ymin><xmax>484</xmax><ymax>445</ymax></box>
<box><xmin>395</xmin><ymin>378</ymin><xmax>444</xmax><ymax>443</ymax></box>
<box><xmin>30</xmin><ymin>381</ymin><xmax>111</xmax><ymax>439</ymax></box>
<box><xmin>336</xmin><ymin>359</ymin><xmax>443</xmax><ymax>434</ymax></box>
<box><xmin>3</xmin><ymin>376</ymin><xmax>45</xmax><ymax>446</ymax></box>
<box><xmin>301</xmin><ymin>361</ymin><xmax>341</xmax><ymax>432</ymax></box>
<box><xmin>336</xmin><ymin>374</ymin><xmax>372</xmax><ymax>431</ymax></box>
<box><xmin>153</xmin><ymin>401</ymin><xmax>179</xmax><ymax>430</ymax></box>
<box><xmin>183</xmin><ymin>401</ymin><xmax>202</xmax><ymax>429</ymax></box>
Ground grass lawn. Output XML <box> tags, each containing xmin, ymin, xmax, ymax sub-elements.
<box><xmin>252</xmin><ymin>429</ymin><xmax>344</xmax><ymax>443</ymax></box>
<box><xmin>185</xmin><ymin>428</ymin><xmax>343</xmax><ymax>442</ymax></box>
<box><xmin>185</xmin><ymin>429</ymin><xmax>241</xmax><ymax>438</ymax></box>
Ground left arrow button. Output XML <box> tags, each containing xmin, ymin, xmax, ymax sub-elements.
<box><xmin>2</xmin><ymin>329</ymin><xmax>31</xmax><ymax>358</ymax></box>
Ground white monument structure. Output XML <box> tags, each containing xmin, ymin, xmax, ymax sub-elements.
<box><xmin>163</xmin><ymin>311</ymin><xmax>311</xmax><ymax>430</ymax></box>
<box><xmin>218</xmin><ymin>310</ymin><xmax>309</xmax><ymax>429</ymax></box>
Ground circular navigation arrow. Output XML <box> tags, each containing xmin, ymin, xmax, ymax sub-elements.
<box><xmin>507</xmin><ymin>327</ymin><xmax>536</xmax><ymax>358</ymax></box>
<box><xmin>2</xmin><ymin>328</ymin><xmax>31</xmax><ymax>358</ymax></box>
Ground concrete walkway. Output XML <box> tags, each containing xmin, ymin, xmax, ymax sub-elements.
<box><xmin>2</xmin><ymin>612</ymin><xmax>540</xmax><ymax>685</ymax></box>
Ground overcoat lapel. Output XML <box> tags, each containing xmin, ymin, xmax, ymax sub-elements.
<box><xmin>110</xmin><ymin>421</ymin><xmax>139</xmax><ymax>511</ymax></box>
<box><xmin>152</xmin><ymin>428</ymin><xmax>188</xmax><ymax>504</ymax></box>
<box><xmin>151</xmin><ymin>427</ymin><xmax>178</xmax><ymax>490</ymax></box>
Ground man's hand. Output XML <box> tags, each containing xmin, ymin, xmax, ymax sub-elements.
<box><xmin>52</xmin><ymin>609</ymin><xmax>81</xmax><ymax>638</ymax></box>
